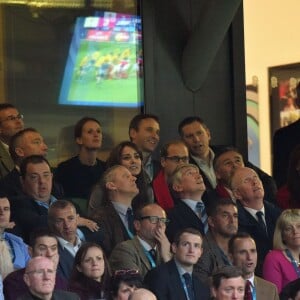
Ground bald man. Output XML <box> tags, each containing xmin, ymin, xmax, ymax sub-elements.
<box><xmin>129</xmin><ymin>288</ymin><xmax>157</xmax><ymax>300</ymax></box>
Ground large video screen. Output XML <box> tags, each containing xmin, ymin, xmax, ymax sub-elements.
<box><xmin>58</xmin><ymin>11</ymin><xmax>143</xmax><ymax>108</ymax></box>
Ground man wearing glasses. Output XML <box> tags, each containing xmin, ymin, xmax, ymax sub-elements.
<box><xmin>0</xmin><ymin>104</ymin><xmax>24</xmax><ymax>179</ymax></box>
<box><xmin>109</xmin><ymin>203</ymin><xmax>172</xmax><ymax>279</ymax></box>
<box><xmin>152</xmin><ymin>140</ymin><xmax>189</xmax><ymax>211</ymax></box>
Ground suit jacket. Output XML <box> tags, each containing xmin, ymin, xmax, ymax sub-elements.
<box><xmin>255</xmin><ymin>276</ymin><xmax>279</xmax><ymax>300</ymax></box>
<box><xmin>109</xmin><ymin>235</ymin><xmax>163</xmax><ymax>279</ymax></box>
<box><xmin>144</xmin><ymin>259</ymin><xmax>210</xmax><ymax>300</ymax></box>
<box><xmin>237</xmin><ymin>201</ymin><xmax>281</xmax><ymax>276</ymax></box>
<box><xmin>166</xmin><ymin>201</ymin><xmax>206</xmax><ymax>242</ymax></box>
<box><xmin>57</xmin><ymin>243</ymin><xmax>76</xmax><ymax>281</ymax></box>
<box><xmin>17</xmin><ymin>290</ymin><xmax>80</xmax><ymax>300</ymax></box>
<box><xmin>0</xmin><ymin>142</ymin><xmax>14</xmax><ymax>180</ymax></box>
<box><xmin>273</xmin><ymin>119</ymin><xmax>300</xmax><ymax>188</ymax></box>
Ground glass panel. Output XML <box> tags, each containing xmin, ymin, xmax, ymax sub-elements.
<box><xmin>0</xmin><ymin>0</ymin><xmax>142</xmax><ymax>166</ymax></box>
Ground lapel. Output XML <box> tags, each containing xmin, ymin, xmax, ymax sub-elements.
<box><xmin>132</xmin><ymin>236</ymin><xmax>152</xmax><ymax>270</ymax></box>
<box><xmin>168</xmin><ymin>260</ymin><xmax>188</xmax><ymax>299</ymax></box>
<box><xmin>179</xmin><ymin>201</ymin><xmax>204</xmax><ymax>233</ymax></box>
<box><xmin>0</xmin><ymin>142</ymin><xmax>14</xmax><ymax>174</ymax></box>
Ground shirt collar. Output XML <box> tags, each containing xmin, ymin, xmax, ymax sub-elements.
<box><xmin>35</xmin><ymin>195</ymin><xmax>57</xmax><ymax>209</ymax></box>
<box><xmin>137</xmin><ymin>235</ymin><xmax>155</xmax><ymax>251</ymax></box>
<box><xmin>57</xmin><ymin>235</ymin><xmax>81</xmax><ymax>249</ymax></box>
<box><xmin>112</xmin><ymin>201</ymin><xmax>131</xmax><ymax>216</ymax></box>
<box><xmin>174</xmin><ymin>258</ymin><xmax>193</xmax><ymax>276</ymax></box>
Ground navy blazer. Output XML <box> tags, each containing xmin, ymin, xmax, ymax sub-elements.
<box><xmin>57</xmin><ymin>243</ymin><xmax>75</xmax><ymax>281</ymax></box>
<box><xmin>144</xmin><ymin>259</ymin><xmax>210</xmax><ymax>300</ymax></box>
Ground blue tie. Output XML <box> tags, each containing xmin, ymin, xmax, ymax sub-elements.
<box><xmin>183</xmin><ymin>273</ymin><xmax>195</xmax><ymax>300</ymax></box>
<box><xmin>126</xmin><ymin>208</ymin><xmax>134</xmax><ymax>234</ymax></box>
<box><xmin>196</xmin><ymin>201</ymin><xmax>208</xmax><ymax>234</ymax></box>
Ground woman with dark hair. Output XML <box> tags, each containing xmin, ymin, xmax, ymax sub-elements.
<box><xmin>88</xmin><ymin>141</ymin><xmax>153</xmax><ymax>213</ymax></box>
<box><xmin>68</xmin><ymin>242</ymin><xmax>111</xmax><ymax>299</ymax></box>
<box><xmin>110</xmin><ymin>269</ymin><xmax>143</xmax><ymax>300</ymax></box>
<box><xmin>277</xmin><ymin>145</ymin><xmax>300</xmax><ymax>209</ymax></box>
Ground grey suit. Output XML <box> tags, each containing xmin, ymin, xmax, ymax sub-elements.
<box><xmin>0</xmin><ymin>142</ymin><xmax>14</xmax><ymax>179</ymax></box>
<box><xmin>109</xmin><ymin>235</ymin><xmax>162</xmax><ymax>279</ymax></box>
<box><xmin>17</xmin><ymin>290</ymin><xmax>80</xmax><ymax>300</ymax></box>
<box><xmin>255</xmin><ymin>276</ymin><xmax>279</xmax><ymax>300</ymax></box>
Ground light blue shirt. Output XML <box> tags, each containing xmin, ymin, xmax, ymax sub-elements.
<box><xmin>0</xmin><ymin>274</ymin><xmax>3</xmax><ymax>300</ymax></box>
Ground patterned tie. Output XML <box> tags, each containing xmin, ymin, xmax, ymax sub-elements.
<box><xmin>183</xmin><ymin>272</ymin><xmax>195</xmax><ymax>300</ymax></box>
<box><xmin>256</xmin><ymin>211</ymin><xmax>268</xmax><ymax>236</ymax></box>
<box><xmin>149</xmin><ymin>248</ymin><xmax>156</xmax><ymax>261</ymax></box>
<box><xmin>196</xmin><ymin>201</ymin><xmax>208</xmax><ymax>234</ymax></box>
<box><xmin>126</xmin><ymin>207</ymin><xmax>134</xmax><ymax>234</ymax></box>
<box><xmin>244</xmin><ymin>280</ymin><xmax>252</xmax><ymax>300</ymax></box>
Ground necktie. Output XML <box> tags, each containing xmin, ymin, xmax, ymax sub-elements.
<box><xmin>196</xmin><ymin>202</ymin><xmax>208</xmax><ymax>234</ymax></box>
<box><xmin>256</xmin><ymin>211</ymin><xmax>268</xmax><ymax>236</ymax></box>
<box><xmin>183</xmin><ymin>273</ymin><xmax>195</xmax><ymax>300</ymax></box>
<box><xmin>126</xmin><ymin>207</ymin><xmax>134</xmax><ymax>234</ymax></box>
<box><xmin>244</xmin><ymin>280</ymin><xmax>252</xmax><ymax>300</ymax></box>
<box><xmin>149</xmin><ymin>248</ymin><xmax>156</xmax><ymax>261</ymax></box>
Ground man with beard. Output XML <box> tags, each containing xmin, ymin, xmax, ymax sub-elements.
<box><xmin>228</xmin><ymin>232</ymin><xmax>279</xmax><ymax>300</ymax></box>
<box><xmin>129</xmin><ymin>114</ymin><xmax>160</xmax><ymax>181</ymax></box>
<box><xmin>195</xmin><ymin>198</ymin><xmax>238</xmax><ymax>282</ymax></box>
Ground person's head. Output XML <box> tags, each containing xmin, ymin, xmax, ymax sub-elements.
<box><xmin>128</xmin><ymin>288</ymin><xmax>157</xmax><ymax>300</ymax></box>
<box><xmin>48</xmin><ymin>200</ymin><xmax>79</xmax><ymax>245</ymax></box>
<box><xmin>178</xmin><ymin>116</ymin><xmax>211</xmax><ymax>160</ymax></box>
<box><xmin>28</xmin><ymin>228</ymin><xmax>59</xmax><ymax>268</ymax></box>
<box><xmin>128</xmin><ymin>114</ymin><xmax>160</xmax><ymax>153</ymax></box>
<box><xmin>0</xmin><ymin>197</ymin><xmax>10</xmax><ymax>233</ymax></box>
<box><xmin>74</xmin><ymin>117</ymin><xmax>102</xmax><ymax>151</ymax></box>
<box><xmin>281</xmin><ymin>278</ymin><xmax>300</xmax><ymax>300</ymax></box>
<box><xmin>9</xmin><ymin>128</ymin><xmax>48</xmax><ymax>165</ymax></box>
<box><xmin>23</xmin><ymin>257</ymin><xmax>56</xmax><ymax>299</ymax></box>
<box><xmin>0</xmin><ymin>103</ymin><xmax>24</xmax><ymax>144</ymax></box>
<box><xmin>230</xmin><ymin>167</ymin><xmax>264</xmax><ymax>210</ymax></box>
<box><xmin>111</xmin><ymin>270</ymin><xmax>143</xmax><ymax>300</ymax></box>
<box><xmin>273</xmin><ymin>209</ymin><xmax>300</xmax><ymax>250</ymax></box>
<box><xmin>213</xmin><ymin>147</ymin><xmax>244</xmax><ymax>187</ymax></box>
<box><xmin>170</xmin><ymin>164</ymin><xmax>206</xmax><ymax>199</ymax></box>
<box><xmin>172</xmin><ymin>228</ymin><xmax>203</xmax><ymax>269</ymax></box>
<box><xmin>207</xmin><ymin>198</ymin><xmax>238</xmax><ymax>238</ymax></box>
<box><xmin>160</xmin><ymin>140</ymin><xmax>189</xmax><ymax>178</ymax></box>
<box><xmin>71</xmin><ymin>242</ymin><xmax>110</xmax><ymax>286</ymax></box>
<box><xmin>134</xmin><ymin>203</ymin><xmax>168</xmax><ymax>246</ymax></box>
<box><xmin>106</xmin><ymin>141</ymin><xmax>143</xmax><ymax>177</ymax></box>
<box><xmin>20</xmin><ymin>155</ymin><xmax>53</xmax><ymax>202</ymax></box>
<box><xmin>228</xmin><ymin>233</ymin><xmax>257</xmax><ymax>279</ymax></box>
<box><xmin>104</xmin><ymin>165</ymin><xmax>139</xmax><ymax>204</ymax></box>
<box><xmin>211</xmin><ymin>266</ymin><xmax>245</xmax><ymax>300</ymax></box>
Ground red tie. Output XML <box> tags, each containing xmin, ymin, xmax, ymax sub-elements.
<box><xmin>244</xmin><ymin>280</ymin><xmax>252</xmax><ymax>300</ymax></box>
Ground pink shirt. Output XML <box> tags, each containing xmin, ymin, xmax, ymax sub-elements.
<box><xmin>263</xmin><ymin>249</ymin><xmax>298</xmax><ymax>292</ymax></box>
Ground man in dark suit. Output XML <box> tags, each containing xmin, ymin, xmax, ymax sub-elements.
<box><xmin>228</xmin><ymin>232</ymin><xmax>279</xmax><ymax>300</ymax></box>
<box><xmin>166</xmin><ymin>163</ymin><xmax>209</xmax><ymax>242</ymax></box>
<box><xmin>19</xmin><ymin>256</ymin><xmax>79</xmax><ymax>300</ymax></box>
<box><xmin>109</xmin><ymin>203</ymin><xmax>171</xmax><ymax>278</ymax></box>
<box><xmin>144</xmin><ymin>228</ymin><xmax>210</xmax><ymax>300</ymax></box>
<box><xmin>231</xmin><ymin>167</ymin><xmax>281</xmax><ymax>276</ymax></box>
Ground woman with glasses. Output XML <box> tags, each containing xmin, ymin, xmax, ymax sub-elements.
<box><xmin>89</xmin><ymin>141</ymin><xmax>153</xmax><ymax>213</ymax></box>
<box><xmin>68</xmin><ymin>242</ymin><xmax>111</xmax><ymax>299</ymax></box>
<box><xmin>263</xmin><ymin>209</ymin><xmax>300</xmax><ymax>292</ymax></box>
<box><xmin>110</xmin><ymin>269</ymin><xmax>143</xmax><ymax>300</ymax></box>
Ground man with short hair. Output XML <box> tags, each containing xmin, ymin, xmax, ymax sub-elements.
<box><xmin>166</xmin><ymin>163</ymin><xmax>209</xmax><ymax>242</ymax></box>
<box><xmin>211</xmin><ymin>266</ymin><xmax>245</xmax><ymax>300</ymax></box>
<box><xmin>3</xmin><ymin>228</ymin><xmax>67</xmax><ymax>300</ymax></box>
<box><xmin>0</xmin><ymin>103</ymin><xmax>24</xmax><ymax>179</ymax></box>
<box><xmin>144</xmin><ymin>228</ymin><xmax>210</xmax><ymax>300</ymax></box>
<box><xmin>228</xmin><ymin>232</ymin><xmax>279</xmax><ymax>300</ymax></box>
<box><xmin>231</xmin><ymin>167</ymin><xmax>281</xmax><ymax>275</ymax></box>
<box><xmin>109</xmin><ymin>203</ymin><xmax>171</xmax><ymax>278</ymax></box>
<box><xmin>152</xmin><ymin>140</ymin><xmax>189</xmax><ymax>210</ymax></box>
<box><xmin>129</xmin><ymin>114</ymin><xmax>160</xmax><ymax>181</ymax></box>
<box><xmin>19</xmin><ymin>257</ymin><xmax>79</xmax><ymax>300</ymax></box>
<box><xmin>196</xmin><ymin>198</ymin><xmax>238</xmax><ymax>281</ymax></box>
<box><xmin>129</xmin><ymin>288</ymin><xmax>157</xmax><ymax>300</ymax></box>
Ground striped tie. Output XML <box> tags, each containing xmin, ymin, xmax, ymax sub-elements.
<box><xmin>196</xmin><ymin>201</ymin><xmax>208</xmax><ymax>234</ymax></box>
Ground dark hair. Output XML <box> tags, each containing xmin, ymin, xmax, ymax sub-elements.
<box><xmin>280</xmin><ymin>278</ymin><xmax>300</xmax><ymax>300</ymax></box>
<box><xmin>206</xmin><ymin>198</ymin><xmax>237</xmax><ymax>217</ymax></box>
<box><xmin>0</xmin><ymin>103</ymin><xmax>16</xmax><ymax>112</ymax></box>
<box><xmin>160</xmin><ymin>140</ymin><xmax>187</xmax><ymax>158</ymax></box>
<box><xmin>287</xmin><ymin>145</ymin><xmax>300</xmax><ymax>207</ymax></box>
<box><xmin>128</xmin><ymin>114</ymin><xmax>159</xmax><ymax>138</ymax></box>
<box><xmin>74</xmin><ymin>117</ymin><xmax>101</xmax><ymax>140</ymax></box>
<box><xmin>29</xmin><ymin>227</ymin><xmax>58</xmax><ymax>248</ymax></box>
<box><xmin>70</xmin><ymin>242</ymin><xmax>111</xmax><ymax>297</ymax></box>
<box><xmin>20</xmin><ymin>155</ymin><xmax>51</xmax><ymax>179</ymax></box>
<box><xmin>213</xmin><ymin>146</ymin><xmax>243</xmax><ymax>170</ymax></box>
<box><xmin>173</xmin><ymin>227</ymin><xmax>202</xmax><ymax>246</ymax></box>
<box><xmin>48</xmin><ymin>200</ymin><xmax>76</xmax><ymax>226</ymax></box>
<box><xmin>9</xmin><ymin>128</ymin><xmax>39</xmax><ymax>163</ymax></box>
<box><xmin>178</xmin><ymin>116</ymin><xmax>208</xmax><ymax>137</ymax></box>
<box><xmin>211</xmin><ymin>266</ymin><xmax>244</xmax><ymax>289</ymax></box>
<box><xmin>110</xmin><ymin>270</ymin><xmax>143</xmax><ymax>297</ymax></box>
<box><xmin>228</xmin><ymin>232</ymin><xmax>254</xmax><ymax>254</ymax></box>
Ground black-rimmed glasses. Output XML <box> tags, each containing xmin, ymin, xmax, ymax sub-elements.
<box><xmin>138</xmin><ymin>216</ymin><xmax>170</xmax><ymax>224</ymax></box>
<box><xmin>114</xmin><ymin>269</ymin><xmax>139</xmax><ymax>276</ymax></box>
<box><xmin>165</xmin><ymin>156</ymin><xmax>189</xmax><ymax>163</ymax></box>
<box><xmin>0</xmin><ymin>114</ymin><xmax>23</xmax><ymax>123</ymax></box>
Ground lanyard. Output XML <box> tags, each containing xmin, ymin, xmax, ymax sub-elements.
<box><xmin>285</xmin><ymin>249</ymin><xmax>300</xmax><ymax>278</ymax></box>
<box><xmin>143</xmin><ymin>248</ymin><xmax>156</xmax><ymax>268</ymax></box>
<box><xmin>252</xmin><ymin>284</ymin><xmax>257</xmax><ymax>300</ymax></box>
